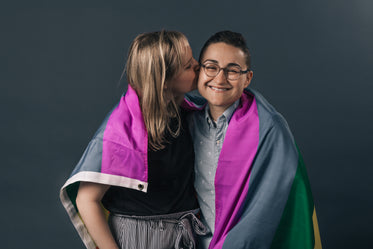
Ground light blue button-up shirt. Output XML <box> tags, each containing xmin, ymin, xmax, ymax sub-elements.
<box><xmin>189</xmin><ymin>100</ymin><xmax>239</xmax><ymax>249</ymax></box>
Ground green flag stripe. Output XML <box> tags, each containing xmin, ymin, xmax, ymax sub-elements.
<box><xmin>270</xmin><ymin>147</ymin><xmax>315</xmax><ymax>249</ymax></box>
<box><xmin>66</xmin><ymin>182</ymin><xmax>80</xmax><ymax>211</ymax></box>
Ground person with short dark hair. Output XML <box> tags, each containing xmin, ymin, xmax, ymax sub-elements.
<box><xmin>186</xmin><ymin>30</ymin><xmax>322</xmax><ymax>249</ymax></box>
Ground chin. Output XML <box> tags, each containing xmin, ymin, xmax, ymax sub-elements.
<box><xmin>207</xmin><ymin>100</ymin><xmax>229</xmax><ymax>108</ymax></box>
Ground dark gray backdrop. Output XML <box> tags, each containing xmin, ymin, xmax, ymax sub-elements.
<box><xmin>1</xmin><ymin>0</ymin><xmax>372</xmax><ymax>248</ymax></box>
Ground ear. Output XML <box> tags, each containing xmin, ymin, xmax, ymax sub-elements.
<box><xmin>244</xmin><ymin>70</ymin><xmax>253</xmax><ymax>88</ymax></box>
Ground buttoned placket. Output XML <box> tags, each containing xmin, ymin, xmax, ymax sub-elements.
<box><xmin>191</xmin><ymin>100</ymin><xmax>240</xmax><ymax>248</ymax></box>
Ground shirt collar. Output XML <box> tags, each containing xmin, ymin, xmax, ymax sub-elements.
<box><xmin>205</xmin><ymin>100</ymin><xmax>240</xmax><ymax>128</ymax></box>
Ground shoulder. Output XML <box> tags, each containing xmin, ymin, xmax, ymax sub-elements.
<box><xmin>245</xmin><ymin>88</ymin><xmax>294</xmax><ymax>140</ymax></box>
<box><xmin>183</xmin><ymin>90</ymin><xmax>207</xmax><ymax>111</ymax></box>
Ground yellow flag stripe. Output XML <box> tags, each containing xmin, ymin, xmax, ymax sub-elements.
<box><xmin>313</xmin><ymin>208</ymin><xmax>322</xmax><ymax>249</ymax></box>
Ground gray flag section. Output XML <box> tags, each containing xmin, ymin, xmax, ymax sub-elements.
<box><xmin>70</xmin><ymin>103</ymin><xmax>119</xmax><ymax>177</ymax></box>
<box><xmin>222</xmin><ymin>89</ymin><xmax>299</xmax><ymax>249</ymax></box>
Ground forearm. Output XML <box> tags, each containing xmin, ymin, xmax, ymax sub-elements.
<box><xmin>77</xmin><ymin>199</ymin><xmax>118</xmax><ymax>249</ymax></box>
<box><xmin>76</xmin><ymin>183</ymin><xmax>119</xmax><ymax>249</ymax></box>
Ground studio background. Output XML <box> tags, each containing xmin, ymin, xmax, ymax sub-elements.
<box><xmin>1</xmin><ymin>1</ymin><xmax>372</xmax><ymax>248</ymax></box>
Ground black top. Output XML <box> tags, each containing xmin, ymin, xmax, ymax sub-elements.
<box><xmin>102</xmin><ymin>109</ymin><xmax>198</xmax><ymax>215</ymax></box>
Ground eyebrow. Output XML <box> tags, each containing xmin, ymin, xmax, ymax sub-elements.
<box><xmin>202</xmin><ymin>59</ymin><xmax>242</xmax><ymax>68</ymax></box>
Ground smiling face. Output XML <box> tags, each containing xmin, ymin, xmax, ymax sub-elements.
<box><xmin>198</xmin><ymin>42</ymin><xmax>253</xmax><ymax>118</ymax></box>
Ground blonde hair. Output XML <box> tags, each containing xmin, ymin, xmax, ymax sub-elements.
<box><xmin>125</xmin><ymin>30</ymin><xmax>190</xmax><ymax>151</ymax></box>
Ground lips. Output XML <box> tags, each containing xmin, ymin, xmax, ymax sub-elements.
<box><xmin>208</xmin><ymin>85</ymin><xmax>231</xmax><ymax>92</ymax></box>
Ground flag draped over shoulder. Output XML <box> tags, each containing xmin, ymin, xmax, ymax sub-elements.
<box><xmin>184</xmin><ymin>89</ymin><xmax>322</xmax><ymax>249</ymax></box>
<box><xmin>60</xmin><ymin>85</ymin><xmax>149</xmax><ymax>249</ymax></box>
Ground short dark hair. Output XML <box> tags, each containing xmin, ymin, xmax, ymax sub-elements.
<box><xmin>199</xmin><ymin>30</ymin><xmax>251</xmax><ymax>69</ymax></box>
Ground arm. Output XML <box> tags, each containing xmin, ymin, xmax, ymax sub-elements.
<box><xmin>76</xmin><ymin>182</ymin><xmax>119</xmax><ymax>249</ymax></box>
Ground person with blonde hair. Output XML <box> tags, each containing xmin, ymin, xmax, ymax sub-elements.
<box><xmin>60</xmin><ymin>30</ymin><xmax>206</xmax><ymax>249</ymax></box>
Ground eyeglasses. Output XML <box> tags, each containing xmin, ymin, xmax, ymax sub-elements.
<box><xmin>201</xmin><ymin>63</ymin><xmax>250</xmax><ymax>80</ymax></box>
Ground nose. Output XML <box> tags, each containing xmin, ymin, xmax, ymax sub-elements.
<box><xmin>193</xmin><ymin>59</ymin><xmax>200</xmax><ymax>72</ymax></box>
<box><xmin>194</xmin><ymin>64</ymin><xmax>200</xmax><ymax>73</ymax></box>
<box><xmin>214</xmin><ymin>68</ymin><xmax>228</xmax><ymax>84</ymax></box>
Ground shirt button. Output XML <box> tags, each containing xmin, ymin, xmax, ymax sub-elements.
<box><xmin>138</xmin><ymin>184</ymin><xmax>144</xmax><ymax>190</ymax></box>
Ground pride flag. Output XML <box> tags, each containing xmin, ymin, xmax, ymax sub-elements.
<box><xmin>185</xmin><ymin>89</ymin><xmax>322</xmax><ymax>249</ymax></box>
<box><xmin>60</xmin><ymin>86</ymin><xmax>149</xmax><ymax>249</ymax></box>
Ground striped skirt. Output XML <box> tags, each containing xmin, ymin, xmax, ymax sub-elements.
<box><xmin>108</xmin><ymin>209</ymin><xmax>207</xmax><ymax>249</ymax></box>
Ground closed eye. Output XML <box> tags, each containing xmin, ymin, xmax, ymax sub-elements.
<box><xmin>227</xmin><ymin>69</ymin><xmax>240</xmax><ymax>73</ymax></box>
<box><xmin>206</xmin><ymin>66</ymin><xmax>217</xmax><ymax>70</ymax></box>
